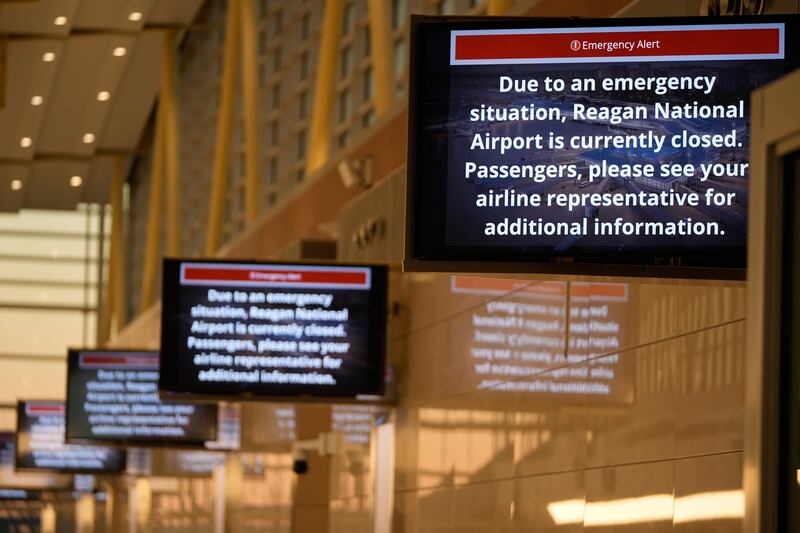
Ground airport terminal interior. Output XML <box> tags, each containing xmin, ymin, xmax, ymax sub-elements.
<box><xmin>2</xmin><ymin>0</ymin><xmax>800</xmax><ymax>531</ymax></box>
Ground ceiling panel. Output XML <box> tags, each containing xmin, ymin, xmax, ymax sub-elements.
<box><xmin>24</xmin><ymin>160</ymin><xmax>90</xmax><ymax>210</ymax></box>
<box><xmin>0</xmin><ymin>0</ymin><xmax>204</xmax><ymax>212</ymax></box>
<box><xmin>72</xmin><ymin>0</ymin><xmax>154</xmax><ymax>31</ymax></box>
<box><xmin>37</xmin><ymin>33</ymin><xmax>136</xmax><ymax>155</ymax></box>
<box><xmin>147</xmin><ymin>0</ymin><xmax>205</xmax><ymax>25</ymax></box>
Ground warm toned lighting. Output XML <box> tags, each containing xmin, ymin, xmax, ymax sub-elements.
<box><xmin>70</xmin><ymin>175</ymin><xmax>83</xmax><ymax>187</ymax></box>
<box><xmin>82</xmin><ymin>133</ymin><xmax>96</xmax><ymax>144</ymax></box>
<box><xmin>547</xmin><ymin>490</ymin><xmax>745</xmax><ymax>526</ymax></box>
<box><xmin>30</xmin><ymin>95</ymin><xmax>43</xmax><ymax>106</ymax></box>
<box><xmin>20</xmin><ymin>137</ymin><xmax>32</xmax><ymax>148</ymax></box>
<box><xmin>128</xmin><ymin>11</ymin><xmax>143</xmax><ymax>21</ymax></box>
<box><xmin>54</xmin><ymin>16</ymin><xmax>68</xmax><ymax>26</ymax></box>
<box><xmin>97</xmin><ymin>91</ymin><xmax>111</xmax><ymax>102</ymax></box>
<box><xmin>112</xmin><ymin>47</ymin><xmax>127</xmax><ymax>57</ymax></box>
<box><xmin>547</xmin><ymin>499</ymin><xmax>584</xmax><ymax>526</ymax></box>
<box><xmin>10</xmin><ymin>179</ymin><xmax>23</xmax><ymax>191</ymax></box>
<box><xmin>42</xmin><ymin>52</ymin><xmax>56</xmax><ymax>62</ymax></box>
<box><xmin>673</xmin><ymin>490</ymin><xmax>744</xmax><ymax>524</ymax></box>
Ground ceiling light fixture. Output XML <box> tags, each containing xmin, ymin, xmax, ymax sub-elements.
<box><xmin>10</xmin><ymin>179</ymin><xmax>23</xmax><ymax>191</ymax></box>
<box><xmin>82</xmin><ymin>133</ymin><xmax>96</xmax><ymax>144</ymax></box>
<box><xmin>128</xmin><ymin>11</ymin><xmax>143</xmax><ymax>22</ymax></box>
<box><xmin>54</xmin><ymin>16</ymin><xmax>67</xmax><ymax>26</ymax></box>
<box><xmin>70</xmin><ymin>175</ymin><xmax>83</xmax><ymax>187</ymax></box>
<box><xmin>31</xmin><ymin>96</ymin><xmax>43</xmax><ymax>106</ymax></box>
<box><xmin>112</xmin><ymin>47</ymin><xmax>127</xmax><ymax>57</ymax></box>
<box><xmin>42</xmin><ymin>52</ymin><xmax>56</xmax><ymax>62</ymax></box>
<box><xmin>97</xmin><ymin>91</ymin><xmax>110</xmax><ymax>101</ymax></box>
<box><xmin>20</xmin><ymin>137</ymin><xmax>32</xmax><ymax>148</ymax></box>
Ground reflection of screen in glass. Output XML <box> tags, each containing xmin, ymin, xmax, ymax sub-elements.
<box><xmin>407</xmin><ymin>16</ymin><xmax>799</xmax><ymax>273</ymax></box>
<box><xmin>159</xmin><ymin>260</ymin><xmax>388</xmax><ymax>400</ymax></box>
<box><xmin>65</xmin><ymin>350</ymin><xmax>218</xmax><ymax>446</ymax></box>
<box><xmin>15</xmin><ymin>402</ymin><xmax>126</xmax><ymax>474</ymax></box>
<box><xmin>449</xmin><ymin>277</ymin><xmax>633</xmax><ymax>404</ymax></box>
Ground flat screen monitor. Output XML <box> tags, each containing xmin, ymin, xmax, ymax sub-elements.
<box><xmin>406</xmin><ymin>15</ymin><xmax>800</xmax><ymax>278</ymax></box>
<box><xmin>159</xmin><ymin>259</ymin><xmax>388</xmax><ymax>400</ymax></box>
<box><xmin>65</xmin><ymin>350</ymin><xmax>219</xmax><ymax>446</ymax></box>
<box><xmin>14</xmin><ymin>402</ymin><xmax>126</xmax><ymax>474</ymax></box>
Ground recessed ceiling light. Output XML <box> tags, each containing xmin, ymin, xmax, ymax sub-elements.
<box><xmin>30</xmin><ymin>95</ymin><xmax>43</xmax><ymax>106</ymax></box>
<box><xmin>10</xmin><ymin>179</ymin><xmax>23</xmax><ymax>191</ymax></box>
<box><xmin>54</xmin><ymin>16</ymin><xmax>67</xmax><ymax>26</ymax></box>
<box><xmin>82</xmin><ymin>133</ymin><xmax>96</xmax><ymax>144</ymax></box>
<box><xmin>70</xmin><ymin>175</ymin><xmax>83</xmax><ymax>187</ymax></box>
<box><xmin>42</xmin><ymin>52</ymin><xmax>56</xmax><ymax>62</ymax></box>
<box><xmin>20</xmin><ymin>137</ymin><xmax>32</xmax><ymax>148</ymax></box>
<box><xmin>97</xmin><ymin>91</ymin><xmax>110</xmax><ymax>102</ymax></box>
<box><xmin>128</xmin><ymin>11</ymin><xmax>143</xmax><ymax>22</ymax></box>
<box><xmin>112</xmin><ymin>47</ymin><xmax>127</xmax><ymax>57</ymax></box>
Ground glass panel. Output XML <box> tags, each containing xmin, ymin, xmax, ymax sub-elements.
<box><xmin>297</xmin><ymin>130</ymin><xmax>307</xmax><ymax>159</ymax></box>
<box><xmin>0</xmin><ymin>259</ymin><xmax>95</xmax><ymax>284</ymax></box>
<box><xmin>342</xmin><ymin>3</ymin><xmax>354</xmax><ymax>36</ymax></box>
<box><xmin>85</xmin><ymin>311</ymin><xmax>97</xmax><ymax>346</ymax></box>
<box><xmin>391</xmin><ymin>0</ymin><xmax>406</xmax><ymax>31</ymax></box>
<box><xmin>338</xmin><ymin>89</ymin><xmax>351</xmax><ymax>123</ymax></box>
<box><xmin>0</xmin><ymin>309</ymin><xmax>88</xmax><ymax>356</ymax></box>
<box><xmin>363</xmin><ymin>67</ymin><xmax>374</xmax><ymax>100</ymax></box>
<box><xmin>0</xmin><ymin>359</ymin><xmax>67</xmax><ymax>405</ymax></box>
<box><xmin>0</xmin><ymin>235</ymin><xmax>89</xmax><ymax>259</ymax></box>
<box><xmin>393</xmin><ymin>39</ymin><xmax>405</xmax><ymax>76</ymax></box>
<box><xmin>299</xmin><ymin>51</ymin><xmax>309</xmax><ymax>79</ymax></box>
<box><xmin>301</xmin><ymin>13</ymin><xmax>311</xmax><ymax>40</ymax></box>
<box><xmin>0</xmin><ymin>209</ymin><xmax>88</xmax><ymax>233</ymax></box>
<box><xmin>340</xmin><ymin>45</ymin><xmax>352</xmax><ymax>80</ymax></box>
<box><xmin>0</xmin><ymin>284</ymin><xmax>96</xmax><ymax>306</ymax></box>
<box><xmin>437</xmin><ymin>0</ymin><xmax>456</xmax><ymax>15</ymax></box>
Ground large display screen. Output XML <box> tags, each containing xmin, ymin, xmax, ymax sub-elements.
<box><xmin>15</xmin><ymin>402</ymin><xmax>126</xmax><ymax>474</ymax></box>
<box><xmin>65</xmin><ymin>350</ymin><xmax>219</xmax><ymax>446</ymax></box>
<box><xmin>406</xmin><ymin>16</ymin><xmax>799</xmax><ymax>276</ymax></box>
<box><xmin>160</xmin><ymin>259</ymin><xmax>388</xmax><ymax>399</ymax></box>
<box><xmin>447</xmin><ymin>277</ymin><xmax>633</xmax><ymax>404</ymax></box>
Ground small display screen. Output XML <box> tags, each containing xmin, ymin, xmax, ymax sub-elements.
<box><xmin>15</xmin><ymin>402</ymin><xmax>126</xmax><ymax>474</ymax></box>
<box><xmin>65</xmin><ymin>350</ymin><xmax>218</xmax><ymax>446</ymax></box>
<box><xmin>160</xmin><ymin>260</ymin><xmax>388</xmax><ymax>399</ymax></box>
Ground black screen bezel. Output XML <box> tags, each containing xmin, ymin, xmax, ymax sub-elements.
<box><xmin>159</xmin><ymin>258</ymin><xmax>389</xmax><ymax>402</ymax></box>
<box><xmin>14</xmin><ymin>401</ymin><xmax>127</xmax><ymax>474</ymax></box>
<box><xmin>64</xmin><ymin>349</ymin><xmax>219</xmax><ymax>448</ymax></box>
<box><xmin>405</xmin><ymin>14</ymin><xmax>800</xmax><ymax>279</ymax></box>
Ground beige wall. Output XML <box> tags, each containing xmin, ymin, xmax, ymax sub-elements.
<box><xmin>325</xmin><ymin>272</ymin><xmax>746</xmax><ymax>531</ymax></box>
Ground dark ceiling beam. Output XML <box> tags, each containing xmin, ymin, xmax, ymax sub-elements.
<box><xmin>3</xmin><ymin>23</ymin><xmax>212</xmax><ymax>40</ymax></box>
